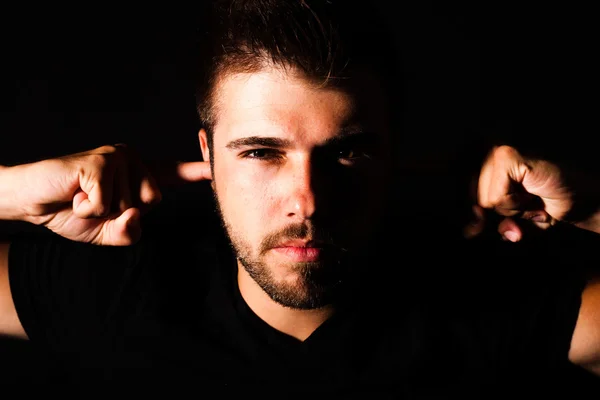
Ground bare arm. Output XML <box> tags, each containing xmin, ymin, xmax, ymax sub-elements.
<box><xmin>0</xmin><ymin>165</ymin><xmax>28</xmax><ymax>338</ymax></box>
<box><xmin>569</xmin><ymin>273</ymin><xmax>600</xmax><ymax>375</ymax></box>
<box><xmin>472</xmin><ymin>146</ymin><xmax>600</xmax><ymax>376</ymax></box>
<box><xmin>0</xmin><ymin>242</ymin><xmax>27</xmax><ymax>339</ymax></box>
<box><xmin>0</xmin><ymin>148</ymin><xmax>211</xmax><ymax>341</ymax></box>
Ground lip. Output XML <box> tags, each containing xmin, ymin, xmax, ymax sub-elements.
<box><xmin>277</xmin><ymin>239</ymin><xmax>322</xmax><ymax>248</ymax></box>
<box><xmin>272</xmin><ymin>246</ymin><xmax>323</xmax><ymax>262</ymax></box>
<box><xmin>271</xmin><ymin>240</ymin><xmax>327</xmax><ymax>262</ymax></box>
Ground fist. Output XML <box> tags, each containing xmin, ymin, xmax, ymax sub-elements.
<box><xmin>16</xmin><ymin>144</ymin><xmax>211</xmax><ymax>245</ymax></box>
<box><xmin>465</xmin><ymin>145</ymin><xmax>574</xmax><ymax>242</ymax></box>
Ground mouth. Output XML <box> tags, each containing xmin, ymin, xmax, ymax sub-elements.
<box><xmin>271</xmin><ymin>240</ymin><xmax>329</xmax><ymax>262</ymax></box>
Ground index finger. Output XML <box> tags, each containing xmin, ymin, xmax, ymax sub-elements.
<box><xmin>175</xmin><ymin>161</ymin><xmax>213</xmax><ymax>182</ymax></box>
<box><xmin>149</xmin><ymin>161</ymin><xmax>212</xmax><ymax>186</ymax></box>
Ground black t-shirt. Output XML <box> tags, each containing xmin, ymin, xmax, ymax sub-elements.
<box><xmin>6</xmin><ymin>222</ymin><xmax>593</xmax><ymax>398</ymax></box>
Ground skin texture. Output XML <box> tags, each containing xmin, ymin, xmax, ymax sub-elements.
<box><xmin>0</xmin><ymin>151</ymin><xmax>210</xmax><ymax>338</ymax></box>
<box><xmin>469</xmin><ymin>145</ymin><xmax>600</xmax><ymax>371</ymax></box>
<box><xmin>200</xmin><ymin>66</ymin><xmax>392</xmax><ymax>340</ymax></box>
<box><xmin>468</xmin><ymin>145</ymin><xmax>600</xmax><ymax>241</ymax></box>
<box><xmin>0</xmin><ymin>64</ymin><xmax>599</xmax><ymax>372</ymax></box>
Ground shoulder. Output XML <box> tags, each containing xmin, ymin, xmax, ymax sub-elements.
<box><xmin>9</xmin><ymin>229</ymin><xmax>221</xmax><ymax>324</ymax></box>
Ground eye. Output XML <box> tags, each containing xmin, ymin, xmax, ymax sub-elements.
<box><xmin>336</xmin><ymin>147</ymin><xmax>371</xmax><ymax>166</ymax></box>
<box><xmin>240</xmin><ymin>148</ymin><xmax>284</xmax><ymax>161</ymax></box>
<box><xmin>338</xmin><ymin>149</ymin><xmax>359</xmax><ymax>159</ymax></box>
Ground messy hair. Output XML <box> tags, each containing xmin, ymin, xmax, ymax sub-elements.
<box><xmin>195</xmin><ymin>0</ymin><xmax>401</xmax><ymax>152</ymax></box>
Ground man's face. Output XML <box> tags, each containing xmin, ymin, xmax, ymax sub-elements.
<box><xmin>200</xmin><ymin>66</ymin><xmax>392</xmax><ymax>309</ymax></box>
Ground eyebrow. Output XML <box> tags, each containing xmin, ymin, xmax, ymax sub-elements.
<box><xmin>225</xmin><ymin>127</ymin><xmax>376</xmax><ymax>150</ymax></box>
<box><xmin>225</xmin><ymin>136</ymin><xmax>292</xmax><ymax>150</ymax></box>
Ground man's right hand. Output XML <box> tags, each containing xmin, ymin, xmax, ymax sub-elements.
<box><xmin>1</xmin><ymin>144</ymin><xmax>212</xmax><ymax>246</ymax></box>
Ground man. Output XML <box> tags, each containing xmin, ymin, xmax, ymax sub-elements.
<box><xmin>0</xmin><ymin>0</ymin><xmax>599</xmax><ymax>397</ymax></box>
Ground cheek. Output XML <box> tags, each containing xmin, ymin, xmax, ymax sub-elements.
<box><xmin>214</xmin><ymin>162</ymin><xmax>279</xmax><ymax>225</ymax></box>
<box><xmin>334</xmin><ymin>167</ymin><xmax>388</xmax><ymax>207</ymax></box>
<box><xmin>339</xmin><ymin>169</ymin><xmax>390</xmax><ymax>228</ymax></box>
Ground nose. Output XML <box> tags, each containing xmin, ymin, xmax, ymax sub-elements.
<box><xmin>285</xmin><ymin>157</ymin><xmax>316</xmax><ymax>220</ymax></box>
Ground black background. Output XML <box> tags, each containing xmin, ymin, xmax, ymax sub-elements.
<box><xmin>1</xmin><ymin>2</ymin><xmax>595</xmax><ymax>166</ymax></box>
<box><xmin>0</xmin><ymin>0</ymin><xmax>598</xmax><ymax>390</ymax></box>
<box><xmin>1</xmin><ymin>1</ymin><xmax>597</xmax><ymax>229</ymax></box>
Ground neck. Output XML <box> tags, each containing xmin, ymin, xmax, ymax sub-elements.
<box><xmin>237</xmin><ymin>262</ymin><xmax>335</xmax><ymax>342</ymax></box>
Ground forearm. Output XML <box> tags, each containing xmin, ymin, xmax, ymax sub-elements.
<box><xmin>0</xmin><ymin>165</ymin><xmax>27</xmax><ymax>222</ymax></box>
<box><xmin>0</xmin><ymin>167</ymin><xmax>32</xmax><ymax>340</ymax></box>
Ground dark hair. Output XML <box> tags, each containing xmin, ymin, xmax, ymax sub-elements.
<box><xmin>194</xmin><ymin>0</ymin><xmax>402</xmax><ymax>153</ymax></box>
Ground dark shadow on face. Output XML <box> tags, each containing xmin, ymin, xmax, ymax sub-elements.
<box><xmin>212</xmin><ymin>69</ymin><xmax>396</xmax><ymax>309</ymax></box>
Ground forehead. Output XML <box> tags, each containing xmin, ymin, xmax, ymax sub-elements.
<box><xmin>212</xmin><ymin>67</ymin><xmax>389</xmax><ymax>142</ymax></box>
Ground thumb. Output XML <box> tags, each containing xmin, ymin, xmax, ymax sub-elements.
<box><xmin>497</xmin><ymin>217</ymin><xmax>523</xmax><ymax>242</ymax></box>
<box><xmin>96</xmin><ymin>207</ymin><xmax>142</xmax><ymax>246</ymax></box>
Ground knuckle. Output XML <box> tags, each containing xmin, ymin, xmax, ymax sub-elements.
<box><xmin>138</xmin><ymin>177</ymin><xmax>161</xmax><ymax>204</ymax></box>
<box><xmin>87</xmin><ymin>153</ymin><xmax>110</xmax><ymax>169</ymax></box>
<box><xmin>486</xmin><ymin>192</ymin><xmax>507</xmax><ymax>208</ymax></box>
<box><xmin>478</xmin><ymin>192</ymin><xmax>496</xmax><ymax>209</ymax></box>
<box><xmin>478</xmin><ymin>198</ymin><xmax>491</xmax><ymax>209</ymax></box>
<box><xmin>141</xmin><ymin>189</ymin><xmax>162</xmax><ymax>205</ymax></box>
<box><xmin>486</xmin><ymin>192</ymin><xmax>500</xmax><ymax>205</ymax></box>
<box><xmin>92</xmin><ymin>144</ymin><xmax>130</xmax><ymax>162</ymax></box>
<box><xmin>96</xmin><ymin>145</ymin><xmax>118</xmax><ymax>155</ymax></box>
<box><xmin>95</xmin><ymin>203</ymin><xmax>109</xmax><ymax>216</ymax></box>
<box><xmin>493</xmin><ymin>145</ymin><xmax>518</xmax><ymax>161</ymax></box>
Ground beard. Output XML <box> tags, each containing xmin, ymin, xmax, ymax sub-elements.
<box><xmin>236</xmin><ymin>223</ymin><xmax>347</xmax><ymax>310</ymax></box>
<box><xmin>213</xmin><ymin>195</ymin><xmax>349</xmax><ymax>309</ymax></box>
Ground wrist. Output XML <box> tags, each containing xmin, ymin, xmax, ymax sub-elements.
<box><xmin>0</xmin><ymin>164</ymin><xmax>29</xmax><ymax>222</ymax></box>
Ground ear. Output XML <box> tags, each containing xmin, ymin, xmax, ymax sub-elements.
<box><xmin>198</xmin><ymin>128</ymin><xmax>211</xmax><ymax>163</ymax></box>
<box><xmin>198</xmin><ymin>128</ymin><xmax>216</xmax><ymax>190</ymax></box>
